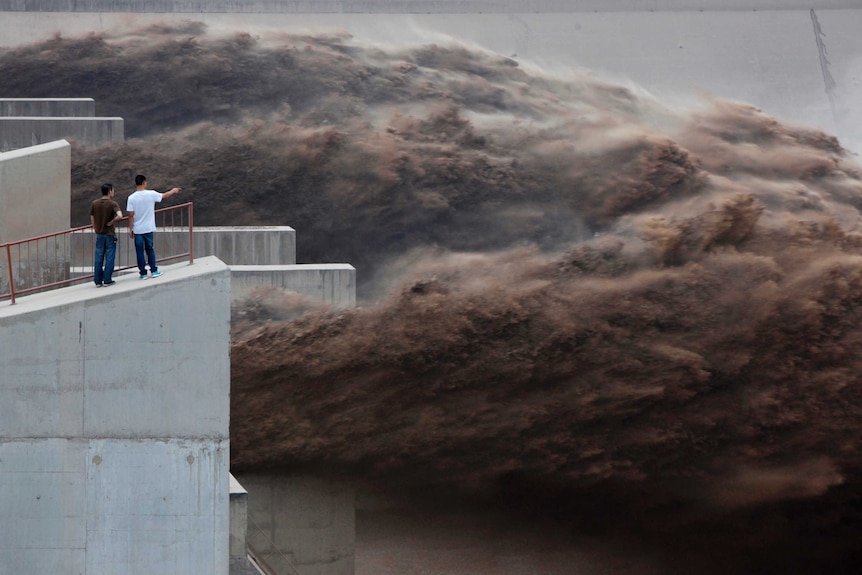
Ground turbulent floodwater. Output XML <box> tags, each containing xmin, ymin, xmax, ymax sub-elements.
<box><xmin>4</xmin><ymin>21</ymin><xmax>862</xmax><ymax>574</ymax></box>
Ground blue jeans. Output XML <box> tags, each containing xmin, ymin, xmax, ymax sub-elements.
<box><xmin>94</xmin><ymin>233</ymin><xmax>117</xmax><ymax>285</ymax></box>
<box><xmin>133</xmin><ymin>232</ymin><xmax>158</xmax><ymax>275</ymax></box>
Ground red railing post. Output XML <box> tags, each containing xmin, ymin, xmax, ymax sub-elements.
<box><xmin>5</xmin><ymin>243</ymin><xmax>16</xmax><ymax>305</ymax></box>
<box><xmin>188</xmin><ymin>202</ymin><xmax>194</xmax><ymax>265</ymax></box>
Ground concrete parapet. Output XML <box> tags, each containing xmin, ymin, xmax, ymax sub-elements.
<box><xmin>231</xmin><ymin>263</ymin><xmax>355</xmax><ymax>308</ymax></box>
<box><xmin>0</xmin><ymin>139</ymin><xmax>70</xmax><ymax>244</ymax></box>
<box><xmin>0</xmin><ymin>116</ymin><xmax>123</xmax><ymax>151</ymax></box>
<box><xmin>0</xmin><ymin>257</ymin><xmax>231</xmax><ymax>575</ymax></box>
<box><xmin>0</xmin><ymin>98</ymin><xmax>95</xmax><ymax>117</ymax></box>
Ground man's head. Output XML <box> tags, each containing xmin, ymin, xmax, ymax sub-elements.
<box><xmin>101</xmin><ymin>183</ymin><xmax>114</xmax><ymax>197</ymax></box>
<box><xmin>135</xmin><ymin>174</ymin><xmax>147</xmax><ymax>187</ymax></box>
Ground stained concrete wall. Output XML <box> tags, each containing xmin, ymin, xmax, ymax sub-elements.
<box><xmin>234</xmin><ymin>472</ymin><xmax>355</xmax><ymax>575</ymax></box>
<box><xmin>0</xmin><ymin>256</ymin><xmax>231</xmax><ymax>575</ymax></box>
<box><xmin>231</xmin><ymin>263</ymin><xmax>355</xmax><ymax>309</ymax></box>
<box><xmin>0</xmin><ymin>1</ymin><xmax>856</xmax><ymax>12</ymax></box>
<box><xmin>0</xmin><ymin>98</ymin><xmax>95</xmax><ymax>117</ymax></box>
<box><xmin>0</xmin><ymin>139</ymin><xmax>70</xmax><ymax>244</ymax></box>
<box><xmin>0</xmin><ymin>117</ymin><xmax>123</xmax><ymax>152</ymax></box>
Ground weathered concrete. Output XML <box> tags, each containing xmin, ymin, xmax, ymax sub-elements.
<box><xmin>0</xmin><ymin>1</ymin><xmax>856</xmax><ymax>13</ymax></box>
<box><xmin>234</xmin><ymin>472</ymin><xmax>355</xmax><ymax>575</ymax></box>
<box><xmin>0</xmin><ymin>98</ymin><xmax>95</xmax><ymax>117</ymax></box>
<box><xmin>230</xmin><ymin>263</ymin><xmax>355</xmax><ymax>309</ymax></box>
<box><xmin>0</xmin><ymin>256</ymin><xmax>231</xmax><ymax>575</ymax></box>
<box><xmin>0</xmin><ymin>117</ymin><xmax>123</xmax><ymax>152</ymax></box>
<box><xmin>0</xmin><ymin>139</ymin><xmax>70</xmax><ymax>244</ymax></box>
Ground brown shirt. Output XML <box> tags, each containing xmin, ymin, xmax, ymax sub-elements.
<box><xmin>90</xmin><ymin>197</ymin><xmax>121</xmax><ymax>236</ymax></box>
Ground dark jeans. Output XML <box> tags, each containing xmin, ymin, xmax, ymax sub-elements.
<box><xmin>94</xmin><ymin>233</ymin><xmax>117</xmax><ymax>285</ymax></box>
<box><xmin>133</xmin><ymin>232</ymin><xmax>158</xmax><ymax>275</ymax></box>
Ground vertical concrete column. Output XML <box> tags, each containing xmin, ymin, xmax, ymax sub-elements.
<box><xmin>0</xmin><ymin>139</ymin><xmax>71</xmax><ymax>243</ymax></box>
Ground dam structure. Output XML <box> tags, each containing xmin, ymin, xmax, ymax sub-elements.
<box><xmin>3</xmin><ymin>2</ymin><xmax>862</xmax><ymax>574</ymax></box>
<box><xmin>1</xmin><ymin>101</ymin><xmax>356</xmax><ymax>575</ymax></box>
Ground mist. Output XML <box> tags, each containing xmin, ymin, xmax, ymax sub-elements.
<box><xmin>3</xmin><ymin>20</ymin><xmax>862</xmax><ymax>574</ymax></box>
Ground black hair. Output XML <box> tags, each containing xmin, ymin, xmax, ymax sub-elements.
<box><xmin>101</xmin><ymin>183</ymin><xmax>113</xmax><ymax>196</ymax></box>
<box><xmin>135</xmin><ymin>174</ymin><xmax>146</xmax><ymax>186</ymax></box>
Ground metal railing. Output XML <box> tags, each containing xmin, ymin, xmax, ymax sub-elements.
<box><xmin>1</xmin><ymin>202</ymin><xmax>194</xmax><ymax>305</ymax></box>
<box><xmin>246</xmin><ymin>515</ymin><xmax>303</xmax><ymax>575</ymax></box>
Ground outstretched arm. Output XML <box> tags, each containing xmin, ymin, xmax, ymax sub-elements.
<box><xmin>162</xmin><ymin>187</ymin><xmax>182</xmax><ymax>200</ymax></box>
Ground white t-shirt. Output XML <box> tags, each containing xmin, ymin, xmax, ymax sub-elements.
<box><xmin>126</xmin><ymin>189</ymin><xmax>163</xmax><ymax>234</ymax></box>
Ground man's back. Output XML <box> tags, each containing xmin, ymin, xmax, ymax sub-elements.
<box><xmin>91</xmin><ymin>197</ymin><xmax>120</xmax><ymax>236</ymax></box>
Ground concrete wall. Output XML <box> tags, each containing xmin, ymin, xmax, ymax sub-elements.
<box><xmin>0</xmin><ymin>139</ymin><xmax>70</xmax><ymax>244</ymax></box>
<box><xmin>0</xmin><ymin>98</ymin><xmax>95</xmax><ymax>117</ymax></box>
<box><xmin>70</xmin><ymin>226</ymin><xmax>297</xmax><ymax>270</ymax></box>
<box><xmin>0</xmin><ymin>117</ymin><xmax>123</xmax><ymax>152</ymax></box>
<box><xmin>0</xmin><ymin>256</ymin><xmax>231</xmax><ymax>575</ymax></box>
<box><xmin>0</xmin><ymin>1</ymin><xmax>857</xmax><ymax>13</ymax></box>
<box><xmin>231</xmin><ymin>264</ymin><xmax>355</xmax><ymax>309</ymax></box>
<box><xmin>234</xmin><ymin>472</ymin><xmax>355</xmax><ymax>575</ymax></box>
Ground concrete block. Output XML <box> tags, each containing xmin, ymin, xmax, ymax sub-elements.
<box><xmin>0</xmin><ymin>139</ymin><xmax>70</xmax><ymax>244</ymax></box>
<box><xmin>0</xmin><ymin>117</ymin><xmax>123</xmax><ymax>152</ymax></box>
<box><xmin>230</xmin><ymin>264</ymin><xmax>355</xmax><ymax>308</ymax></box>
<box><xmin>234</xmin><ymin>472</ymin><xmax>355</xmax><ymax>575</ymax></box>
<box><xmin>0</xmin><ymin>98</ymin><xmax>95</xmax><ymax>117</ymax></box>
<box><xmin>0</xmin><ymin>256</ymin><xmax>231</xmax><ymax>575</ymax></box>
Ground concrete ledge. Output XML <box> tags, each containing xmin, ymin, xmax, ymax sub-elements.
<box><xmin>0</xmin><ymin>98</ymin><xmax>95</xmax><ymax>117</ymax></box>
<box><xmin>70</xmin><ymin>226</ymin><xmax>297</xmax><ymax>269</ymax></box>
<box><xmin>230</xmin><ymin>263</ymin><xmax>355</xmax><ymax>308</ymax></box>
<box><xmin>0</xmin><ymin>117</ymin><xmax>123</xmax><ymax>151</ymax></box>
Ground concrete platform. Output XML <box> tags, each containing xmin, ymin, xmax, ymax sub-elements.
<box><xmin>0</xmin><ymin>256</ymin><xmax>231</xmax><ymax>575</ymax></box>
<box><xmin>230</xmin><ymin>263</ymin><xmax>355</xmax><ymax>308</ymax></box>
<box><xmin>0</xmin><ymin>116</ymin><xmax>123</xmax><ymax>151</ymax></box>
<box><xmin>0</xmin><ymin>98</ymin><xmax>96</xmax><ymax>117</ymax></box>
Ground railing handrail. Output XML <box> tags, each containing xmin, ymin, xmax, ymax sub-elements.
<box><xmin>1</xmin><ymin>202</ymin><xmax>194</xmax><ymax>305</ymax></box>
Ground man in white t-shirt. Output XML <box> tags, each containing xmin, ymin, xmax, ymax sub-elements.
<box><xmin>126</xmin><ymin>174</ymin><xmax>181</xmax><ymax>279</ymax></box>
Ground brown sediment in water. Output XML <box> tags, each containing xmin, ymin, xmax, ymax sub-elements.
<box><xmin>5</xmin><ymin>22</ymin><xmax>862</xmax><ymax>573</ymax></box>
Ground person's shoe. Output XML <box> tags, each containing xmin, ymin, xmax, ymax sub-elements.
<box><xmin>103</xmin><ymin>280</ymin><xmax>116</xmax><ymax>286</ymax></box>
<box><xmin>139</xmin><ymin>273</ymin><xmax>149</xmax><ymax>280</ymax></box>
<box><xmin>151</xmin><ymin>270</ymin><xmax>162</xmax><ymax>278</ymax></box>
<box><xmin>96</xmin><ymin>283</ymin><xmax>104</xmax><ymax>287</ymax></box>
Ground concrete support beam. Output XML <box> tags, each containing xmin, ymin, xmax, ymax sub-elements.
<box><xmin>0</xmin><ymin>117</ymin><xmax>123</xmax><ymax>151</ymax></box>
<box><xmin>0</xmin><ymin>257</ymin><xmax>231</xmax><ymax>575</ymax></box>
<box><xmin>0</xmin><ymin>139</ymin><xmax>70</xmax><ymax>243</ymax></box>
<box><xmin>0</xmin><ymin>98</ymin><xmax>96</xmax><ymax>117</ymax></box>
<box><xmin>230</xmin><ymin>263</ymin><xmax>355</xmax><ymax>309</ymax></box>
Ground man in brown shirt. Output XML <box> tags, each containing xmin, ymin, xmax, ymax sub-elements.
<box><xmin>90</xmin><ymin>183</ymin><xmax>123</xmax><ymax>287</ymax></box>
